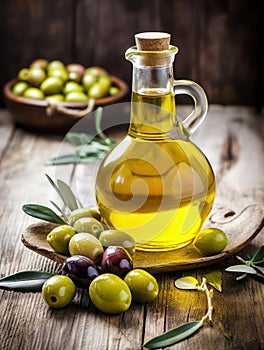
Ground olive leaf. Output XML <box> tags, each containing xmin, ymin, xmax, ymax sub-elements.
<box><xmin>45</xmin><ymin>107</ymin><xmax>115</xmax><ymax>166</ymax></box>
<box><xmin>225</xmin><ymin>265</ymin><xmax>257</xmax><ymax>275</ymax></box>
<box><xmin>45</xmin><ymin>140</ymin><xmax>113</xmax><ymax>166</ymax></box>
<box><xmin>94</xmin><ymin>106</ymin><xmax>108</xmax><ymax>141</ymax></box>
<box><xmin>45</xmin><ymin>174</ymin><xmax>79</xmax><ymax>212</ymax></box>
<box><xmin>250</xmin><ymin>246</ymin><xmax>264</xmax><ymax>263</ymax></box>
<box><xmin>253</xmin><ymin>265</ymin><xmax>264</xmax><ymax>274</ymax></box>
<box><xmin>22</xmin><ymin>204</ymin><xmax>67</xmax><ymax>225</ymax></box>
<box><xmin>67</xmin><ymin>132</ymin><xmax>94</xmax><ymax>146</ymax></box>
<box><xmin>77</xmin><ymin>141</ymin><xmax>110</xmax><ymax>152</ymax></box>
<box><xmin>45</xmin><ymin>154</ymin><xmax>82</xmax><ymax>165</ymax></box>
<box><xmin>174</xmin><ymin>276</ymin><xmax>199</xmax><ymax>290</ymax></box>
<box><xmin>205</xmin><ymin>271</ymin><xmax>222</xmax><ymax>292</ymax></box>
<box><xmin>0</xmin><ymin>271</ymin><xmax>54</xmax><ymax>292</ymax></box>
<box><xmin>226</xmin><ymin>246</ymin><xmax>264</xmax><ymax>282</ymax></box>
<box><xmin>50</xmin><ymin>200</ymin><xmax>68</xmax><ymax>222</ymax></box>
<box><xmin>143</xmin><ymin>320</ymin><xmax>203</xmax><ymax>349</ymax></box>
<box><xmin>57</xmin><ymin>179</ymin><xmax>78</xmax><ymax>211</ymax></box>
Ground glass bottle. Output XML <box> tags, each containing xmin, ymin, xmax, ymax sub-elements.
<box><xmin>95</xmin><ymin>32</ymin><xmax>216</xmax><ymax>252</ymax></box>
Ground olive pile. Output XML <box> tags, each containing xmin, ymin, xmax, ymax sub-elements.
<box><xmin>12</xmin><ymin>59</ymin><xmax>120</xmax><ymax>103</ymax></box>
<box><xmin>42</xmin><ymin>207</ymin><xmax>159</xmax><ymax>313</ymax></box>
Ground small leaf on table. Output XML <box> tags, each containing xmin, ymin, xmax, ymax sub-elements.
<box><xmin>143</xmin><ymin>320</ymin><xmax>203</xmax><ymax>349</ymax></box>
<box><xmin>0</xmin><ymin>271</ymin><xmax>54</xmax><ymax>292</ymax></box>
<box><xmin>205</xmin><ymin>270</ymin><xmax>222</xmax><ymax>292</ymax></box>
<box><xmin>225</xmin><ymin>265</ymin><xmax>257</xmax><ymax>275</ymax></box>
<box><xmin>175</xmin><ymin>276</ymin><xmax>199</xmax><ymax>290</ymax></box>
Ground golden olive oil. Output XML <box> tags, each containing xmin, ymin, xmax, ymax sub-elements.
<box><xmin>96</xmin><ymin>89</ymin><xmax>216</xmax><ymax>251</ymax></box>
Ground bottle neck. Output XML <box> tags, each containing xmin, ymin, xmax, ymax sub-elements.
<box><xmin>128</xmin><ymin>64</ymin><xmax>176</xmax><ymax>138</ymax></box>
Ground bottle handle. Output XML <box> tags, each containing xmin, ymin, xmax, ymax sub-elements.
<box><xmin>173</xmin><ymin>80</ymin><xmax>208</xmax><ymax>135</ymax></box>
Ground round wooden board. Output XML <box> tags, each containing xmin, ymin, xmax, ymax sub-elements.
<box><xmin>21</xmin><ymin>204</ymin><xmax>264</xmax><ymax>274</ymax></box>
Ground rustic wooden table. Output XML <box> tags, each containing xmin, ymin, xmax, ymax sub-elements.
<box><xmin>0</xmin><ymin>105</ymin><xmax>263</xmax><ymax>350</ymax></box>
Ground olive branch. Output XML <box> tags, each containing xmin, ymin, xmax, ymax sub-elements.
<box><xmin>143</xmin><ymin>276</ymin><xmax>214</xmax><ymax>349</ymax></box>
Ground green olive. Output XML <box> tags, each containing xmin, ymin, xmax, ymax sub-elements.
<box><xmin>99</xmin><ymin>230</ymin><xmax>136</xmax><ymax>256</ymax></box>
<box><xmin>89</xmin><ymin>273</ymin><xmax>131</xmax><ymax>314</ymax></box>
<box><xmin>12</xmin><ymin>81</ymin><xmax>29</xmax><ymax>96</ymax></box>
<box><xmin>88</xmin><ymin>83</ymin><xmax>109</xmax><ymax>99</ymax></box>
<box><xmin>48</xmin><ymin>68</ymin><xmax>69</xmax><ymax>83</ymax></box>
<box><xmin>40</xmin><ymin>77</ymin><xmax>63</xmax><ymax>95</ymax></box>
<box><xmin>68</xmin><ymin>232</ymin><xmax>104</xmax><ymax>262</ymax></box>
<box><xmin>98</xmin><ymin>76</ymin><xmax>112</xmax><ymax>89</ymax></box>
<box><xmin>47</xmin><ymin>60</ymin><xmax>65</xmax><ymax>71</ymax></box>
<box><xmin>28</xmin><ymin>67</ymin><xmax>46</xmax><ymax>87</ymax></box>
<box><xmin>69</xmin><ymin>207</ymin><xmax>101</xmax><ymax>226</ymax></box>
<box><xmin>23</xmin><ymin>87</ymin><xmax>45</xmax><ymax>100</ymax></box>
<box><xmin>47</xmin><ymin>225</ymin><xmax>75</xmax><ymax>255</ymax></box>
<box><xmin>46</xmin><ymin>94</ymin><xmax>64</xmax><ymax>103</ymax></box>
<box><xmin>193</xmin><ymin>228</ymin><xmax>228</xmax><ymax>256</ymax></box>
<box><xmin>63</xmin><ymin>81</ymin><xmax>84</xmax><ymax>95</ymax></box>
<box><xmin>109</xmin><ymin>86</ymin><xmax>120</xmax><ymax>96</ymax></box>
<box><xmin>82</xmin><ymin>74</ymin><xmax>97</xmax><ymax>91</ymax></box>
<box><xmin>42</xmin><ymin>275</ymin><xmax>76</xmax><ymax>309</ymax></box>
<box><xmin>17</xmin><ymin>68</ymin><xmax>30</xmax><ymax>81</ymax></box>
<box><xmin>85</xmin><ymin>208</ymin><xmax>101</xmax><ymax>221</ymax></box>
<box><xmin>124</xmin><ymin>269</ymin><xmax>159</xmax><ymax>303</ymax></box>
<box><xmin>30</xmin><ymin>58</ymin><xmax>48</xmax><ymax>70</ymax></box>
<box><xmin>73</xmin><ymin>217</ymin><xmax>104</xmax><ymax>238</ymax></box>
<box><xmin>65</xmin><ymin>91</ymin><xmax>88</xmax><ymax>102</ymax></box>
<box><xmin>84</xmin><ymin>66</ymin><xmax>108</xmax><ymax>77</ymax></box>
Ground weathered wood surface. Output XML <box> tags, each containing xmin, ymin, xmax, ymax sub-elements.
<box><xmin>0</xmin><ymin>106</ymin><xmax>264</xmax><ymax>350</ymax></box>
<box><xmin>0</xmin><ymin>0</ymin><xmax>262</xmax><ymax>107</ymax></box>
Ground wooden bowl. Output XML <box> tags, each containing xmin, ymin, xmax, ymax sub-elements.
<box><xmin>21</xmin><ymin>204</ymin><xmax>264</xmax><ymax>273</ymax></box>
<box><xmin>3</xmin><ymin>76</ymin><xmax>129</xmax><ymax>134</ymax></box>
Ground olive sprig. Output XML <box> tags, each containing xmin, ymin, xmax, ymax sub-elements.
<box><xmin>45</xmin><ymin>107</ymin><xmax>116</xmax><ymax>166</ymax></box>
<box><xmin>225</xmin><ymin>246</ymin><xmax>264</xmax><ymax>281</ymax></box>
<box><xmin>22</xmin><ymin>174</ymin><xmax>81</xmax><ymax>225</ymax></box>
<box><xmin>144</xmin><ymin>276</ymin><xmax>214</xmax><ymax>349</ymax></box>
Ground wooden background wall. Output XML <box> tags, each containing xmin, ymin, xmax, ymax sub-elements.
<box><xmin>0</xmin><ymin>0</ymin><xmax>262</xmax><ymax>109</ymax></box>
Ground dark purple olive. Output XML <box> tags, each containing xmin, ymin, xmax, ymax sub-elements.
<box><xmin>62</xmin><ymin>255</ymin><xmax>100</xmax><ymax>288</ymax></box>
<box><xmin>101</xmin><ymin>246</ymin><xmax>133</xmax><ymax>278</ymax></box>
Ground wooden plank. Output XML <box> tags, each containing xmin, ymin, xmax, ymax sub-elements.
<box><xmin>0</xmin><ymin>109</ymin><xmax>15</xmax><ymax>158</ymax></box>
<box><xmin>194</xmin><ymin>106</ymin><xmax>264</xmax><ymax>211</ymax></box>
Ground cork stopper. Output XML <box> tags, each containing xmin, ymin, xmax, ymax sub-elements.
<box><xmin>135</xmin><ymin>32</ymin><xmax>171</xmax><ymax>51</ymax></box>
<box><xmin>125</xmin><ymin>32</ymin><xmax>176</xmax><ymax>66</ymax></box>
